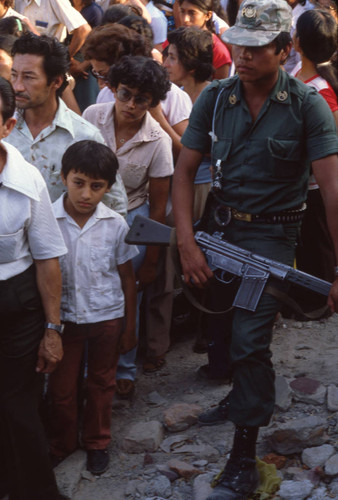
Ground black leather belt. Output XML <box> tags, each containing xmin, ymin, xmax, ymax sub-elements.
<box><xmin>214</xmin><ymin>203</ymin><xmax>307</xmax><ymax>226</ymax></box>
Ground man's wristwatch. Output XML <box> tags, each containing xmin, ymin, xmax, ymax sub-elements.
<box><xmin>44</xmin><ymin>322</ymin><xmax>65</xmax><ymax>335</ymax></box>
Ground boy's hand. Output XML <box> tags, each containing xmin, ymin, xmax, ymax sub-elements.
<box><xmin>118</xmin><ymin>329</ymin><xmax>137</xmax><ymax>354</ymax></box>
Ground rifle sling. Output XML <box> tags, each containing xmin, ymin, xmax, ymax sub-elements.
<box><xmin>170</xmin><ymin>228</ymin><xmax>330</xmax><ymax>319</ymax></box>
<box><xmin>264</xmin><ymin>284</ymin><xmax>330</xmax><ymax>320</ymax></box>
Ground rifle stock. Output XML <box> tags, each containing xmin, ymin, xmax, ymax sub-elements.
<box><xmin>126</xmin><ymin>215</ymin><xmax>331</xmax><ymax>311</ymax></box>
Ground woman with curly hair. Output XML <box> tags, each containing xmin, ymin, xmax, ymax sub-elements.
<box><xmin>83</xmin><ymin>55</ymin><xmax>173</xmax><ymax>397</ymax></box>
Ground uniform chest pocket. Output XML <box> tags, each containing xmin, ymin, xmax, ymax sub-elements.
<box><xmin>0</xmin><ymin>228</ymin><xmax>25</xmax><ymax>263</ymax></box>
<box><xmin>267</xmin><ymin>138</ymin><xmax>302</xmax><ymax>179</ymax></box>
<box><xmin>90</xmin><ymin>246</ymin><xmax>111</xmax><ymax>272</ymax></box>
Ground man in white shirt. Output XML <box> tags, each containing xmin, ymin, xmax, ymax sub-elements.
<box><xmin>5</xmin><ymin>32</ymin><xmax>128</xmax><ymax>215</ymax></box>
<box><xmin>0</xmin><ymin>76</ymin><xmax>67</xmax><ymax>499</ymax></box>
<box><xmin>14</xmin><ymin>0</ymin><xmax>91</xmax><ymax>75</ymax></box>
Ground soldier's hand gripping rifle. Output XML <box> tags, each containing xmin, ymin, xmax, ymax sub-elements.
<box><xmin>125</xmin><ymin>215</ymin><xmax>331</xmax><ymax>313</ymax></box>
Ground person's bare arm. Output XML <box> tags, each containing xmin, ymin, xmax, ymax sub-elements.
<box><xmin>137</xmin><ymin>176</ymin><xmax>171</xmax><ymax>288</ymax></box>
<box><xmin>62</xmin><ymin>85</ymin><xmax>81</xmax><ymax>115</ymax></box>
<box><xmin>150</xmin><ymin>104</ymin><xmax>188</xmax><ymax>162</ymax></box>
<box><xmin>68</xmin><ymin>23</ymin><xmax>92</xmax><ymax>77</ymax></box>
<box><xmin>117</xmin><ymin>260</ymin><xmax>138</xmax><ymax>353</ymax></box>
<box><xmin>214</xmin><ymin>63</ymin><xmax>230</xmax><ymax>80</ymax></box>
<box><xmin>312</xmin><ymin>154</ymin><xmax>338</xmax><ymax>312</ymax></box>
<box><xmin>34</xmin><ymin>258</ymin><xmax>64</xmax><ymax>373</ymax></box>
<box><xmin>172</xmin><ymin>146</ymin><xmax>213</xmax><ymax>287</ymax></box>
<box><xmin>68</xmin><ymin>23</ymin><xmax>91</xmax><ymax>58</ymax></box>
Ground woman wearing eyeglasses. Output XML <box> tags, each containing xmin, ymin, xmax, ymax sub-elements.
<box><xmin>83</xmin><ymin>55</ymin><xmax>173</xmax><ymax>397</ymax></box>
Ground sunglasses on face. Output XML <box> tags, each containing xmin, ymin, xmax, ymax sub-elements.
<box><xmin>116</xmin><ymin>87</ymin><xmax>152</xmax><ymax>109</ymax></box>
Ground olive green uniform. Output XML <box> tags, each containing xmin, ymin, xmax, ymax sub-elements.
<box><xmin>182</xmin><ymin>69</ymin><xmax>338</xmax><ymax>426</ymax></box>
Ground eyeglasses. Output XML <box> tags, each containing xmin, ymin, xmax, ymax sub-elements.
<box><xmin>116</xmin><ymin>87</ymin><xmax>152</xmax><ymax>109</ymax></box>
<box><xmin>91</xmin><ymin>68</ymin><xmax>108</xmax><ymax>82</ymax></box>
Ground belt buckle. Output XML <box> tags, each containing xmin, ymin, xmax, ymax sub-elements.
<box><xmin>232</xmin><ymin>209</ymin><xmax>252</xmax><ymax>222</ymax></box>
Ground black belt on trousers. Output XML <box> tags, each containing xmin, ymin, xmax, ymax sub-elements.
<box><xmin>212</xmin><ymin>200</ymin><xmax>307</xmax><ymax>226</ymax></box>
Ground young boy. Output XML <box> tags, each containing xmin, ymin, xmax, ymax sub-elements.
<box><xmin>48</xmin><ymin>140</ymin><xmax>138</xmax><ymax>475</ymax></box>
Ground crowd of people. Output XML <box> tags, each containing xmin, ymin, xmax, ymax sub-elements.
<box><xmin>0</xmin><ymin>0</ymin><xmax>337</xmax><ymax>499</ymax></box>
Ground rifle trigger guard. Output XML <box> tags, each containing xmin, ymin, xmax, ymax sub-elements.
<box><xmin>215</xmin><ymin>270</ymin><xmax>236</xmax><ymax>285</ymax></box>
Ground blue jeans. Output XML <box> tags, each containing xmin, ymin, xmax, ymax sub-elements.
<box><xmin>116</xmin><ymin>203</ymin><xmax>149</xmax><ymax>381</ymax></box>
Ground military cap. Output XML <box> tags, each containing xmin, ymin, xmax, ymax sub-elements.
<box><xmin>221</xmin><ymin>0</ymin><xmax>292</xmax><ymax>47</ymax></box>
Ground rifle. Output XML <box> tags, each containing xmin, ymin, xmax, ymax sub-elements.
<box><xmin>125</xmin><ymin>215</ymin><xmax>331</xmax><ymax>312</ymax></box>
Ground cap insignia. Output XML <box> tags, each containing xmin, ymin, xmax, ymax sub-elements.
<box><xmin>242</xmin><ymin>6</ymin><xmax>257</xmax><ymax>19</ymax></box>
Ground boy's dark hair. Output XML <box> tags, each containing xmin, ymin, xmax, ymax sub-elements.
<box><xmin>0</xmin><ymin>34</ymin><xmax>16</xmax><ymax>55</ymax></box>
<box><xmin>101</xmin><ymin>4</ymin><xmax>142</xmax><ymax>25</ymax></box>
<box><xmin>167</xmin><ymin>27</ymin><xmax>214</xmax><ymax>82</ymax></box>
<box><xmin>11</xmin><ymin>32</ymin><xmax>70</xmax><ymax>96</ymax></box>
<box><xmin>0</xmin><ymin>16</ymin><xmax>30</xmax><ymax>37</ymax></box>
<box><xmin>61</xmin><ymin>140</ymin><xmax>118</xmax><ymax>188</ymax></box>
<box><xmin>0</xmin><ymin>75</ymin><xmax>15</xmax><ymax>121</ymax></box>
<box><xmin>107</xmin><ymin>55</ymin><xmax>171</xmax><ymax>107</ymax></box>
<box><xmin>273</xmin><ymin>32</ymin><xmax>292</xmax><ymax>56</ymax></box>
<box><xmin>83</xmin><ymin>24</ymin><xmax>150</xmax><ymax>63</ymax></box>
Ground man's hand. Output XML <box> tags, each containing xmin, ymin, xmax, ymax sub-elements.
<box><xmin>178</xmin><ymin>237</ymin><xmax>213</xmax><ymax>288</ymax></box>
<box><xmin>36</xmin><ymin>330</ymin><xmax>63</xmax><ymax>374</ymax></box>
<box><xmin>328</xmin><ymin>278</ymin><xmax>338</xmax><ymax>313</ymax></box>
<box><xmin>69</xmin><ymin>59</ymin><xmax>89</xmax><ymax>79</ymax></box>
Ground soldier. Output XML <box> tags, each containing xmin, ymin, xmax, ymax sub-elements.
<box><xmin>172</xmin><ymin>0</ymin><xmax>338</xmax><ymax>498</ymax></box>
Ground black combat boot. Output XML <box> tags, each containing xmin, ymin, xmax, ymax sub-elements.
<box><xmin>206</xmin><ymin>426</ymin><xmax>260</xmax><ymax>500</ymax></box>
<box><xmin>198</xmin><ymin>395</ymin><xmax>230</xmax><ymax>426</ymax></box>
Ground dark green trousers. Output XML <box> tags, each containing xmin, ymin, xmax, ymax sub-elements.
<box><xmin>206</xmin><ymin>220</ymin><xmax>299</xmax><ymax>427</ymax></box>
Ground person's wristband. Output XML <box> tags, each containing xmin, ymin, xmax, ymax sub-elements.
<box><xmin>334</xmin><ymin>266</ymin><xmax>338</xmax><ymax>278</ymax></box>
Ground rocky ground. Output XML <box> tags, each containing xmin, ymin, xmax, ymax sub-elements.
<box><xmin>54</xmin><ymin>311</ymin><xmax>338</xmax><ymax>500</ymax></box>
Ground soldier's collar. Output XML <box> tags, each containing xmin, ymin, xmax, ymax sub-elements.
<box><xmin>270</xmin><ymin>68</ymin><xmax>291</xmax><ymax>105</ymax></box>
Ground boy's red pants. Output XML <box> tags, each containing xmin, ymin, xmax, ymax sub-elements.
<box><xmin>48</xmin><ymin>319</ymin><xmax>122</xmax><ymax>457</ymax></box>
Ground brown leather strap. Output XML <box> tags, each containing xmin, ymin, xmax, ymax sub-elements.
<box><xmin>265</xmin><ymin>284</ymin><xmax>330</xmax><ymax>320</ymax></box>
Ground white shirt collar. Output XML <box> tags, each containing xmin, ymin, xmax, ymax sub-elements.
<box><xmin>53</xmin><ymin>193</ymin><xmax>118</xmax><ymax>220</ymax></box>
<box><xmin>0</xmin><ymin>141</ymin><xmax>40</xmax><ymax>201</ymax></box>
<box><xmin>15</xmin><ymin>98</ymin><xmax>77</xmax><ymax>139</ymax></box>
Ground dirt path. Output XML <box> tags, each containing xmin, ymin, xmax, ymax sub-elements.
<box><xmin>68</xmin><ymin>313</ymin><xmax>338</xmax><ymax>499</ymax></box>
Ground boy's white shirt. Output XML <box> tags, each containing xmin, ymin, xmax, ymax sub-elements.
<box><xmin>53</xmin><ymin>194</ymin><xmax>138</xmax><ymax>324</ymax></box>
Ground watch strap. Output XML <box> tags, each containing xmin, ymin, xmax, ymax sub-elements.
<box><xmin>44</xmin><ymin>322</ymin><xmax>64</xmax><ymax>335</ymax></box>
